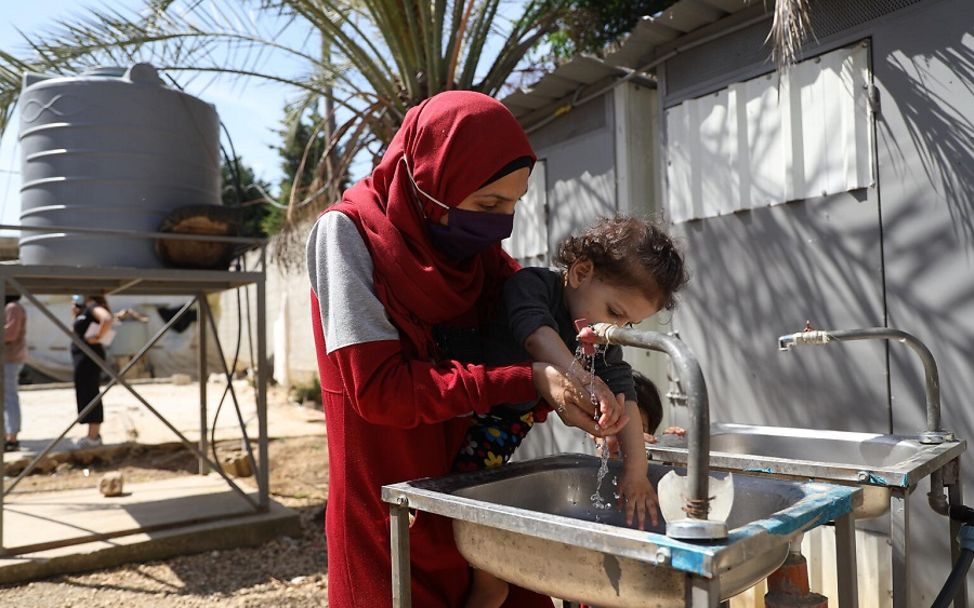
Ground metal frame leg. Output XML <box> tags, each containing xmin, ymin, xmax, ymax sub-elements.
<box><xmin>835</xmin><ymin>513</ymin><xmax>859</xmax><ymax>608</ymax></box>
<box><xmin>390</xmin><ymin>498</ymin><xmax>412</xmax><ymax>608</ymax></box>
<box><xmin>687</xmin><ymin>574</ymin><xmax>719</xmax><ymax>608</ymax></box>
<box><xmin>9</xmin><ymin>281</ymin><xmax>258</xmax><ymax>511</ymax></box>
<box><xmin>255</xmin><ymin>271</ymin><xmax>269</xmax><ymax>512</ymax></box>
<box><xmin>0</xmin><ymin>278</ymin><xmax>6</xmax><ymax>555</ymax></box>
<box><xmin>947</xmin><ymin>460</ymin><xmax>967</xmax><ymax>608</ymax></box>
<box><xmin>198</xmin><ymin>294</ymin><xmax>209</xmax><ymax>475</ymax></box>
<box><xmin>891</xmin><ymin>489</ymin><xmax>911</xmax><ymax>608</ymax></box>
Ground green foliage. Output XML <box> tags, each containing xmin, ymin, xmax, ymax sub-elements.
<box><xmin>275</xmin><ymin>108</ymin><xmax>329</xmax><ymax>209</ymax></box>
<box><xmin>221</xmin><ymin>156</ymin><xmax>275</xmax><ymax>237</ymax></box>
<box><xmin>290</xmin><ymin>376</ymin><xmax>322</xmax><ymax>404</ymax></box>
<box><xmin>260</xmin><ymin>105</ymin><xmax>336</xmax><ymax>238</ymax></box>
<box><xmin>552</xmin><ymin>0</ymin><xmax>681</xmax><ymax>59</ymax></box>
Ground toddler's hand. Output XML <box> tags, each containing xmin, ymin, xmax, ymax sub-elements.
<box><xmin>644</xmin><ymin>426</ymin><xmax>687</xmax><ymax>444</ymax></box>
<box><xmin>599</xmin><ymin>435</ymin><xmax>622</xmax><ymax>459</ymax></box>
<box><xmin>618</xmin><ymin>470</ymin><xmax>660</xmax><ymax>530</ymax></box>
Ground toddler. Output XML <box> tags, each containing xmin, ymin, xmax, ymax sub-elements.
<box><xmin>454</xmin><ymin>216</ymin><xmax>688</xmax><ymax>608</ymax></box>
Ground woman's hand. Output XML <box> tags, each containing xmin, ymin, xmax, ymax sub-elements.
<box><xmin>618</xmin><ymin>470</ymin><xmax>660</xmax><ymax>530</ymax></box>
<box><xmin>532</xmin><ymin>363</ymin><xmax>628</xmax><ymax>437</ymax></box>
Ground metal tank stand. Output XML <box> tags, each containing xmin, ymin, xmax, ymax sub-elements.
<box><xmin>0</xmin><ymin>226</ymin><xmax>269</xmax><ymax>556</ymax></box>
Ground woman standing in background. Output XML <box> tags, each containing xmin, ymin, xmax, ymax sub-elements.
<box><xmin>71</xmin><ymin>294</ymin><xmax>113</xmax><ymax>448</ymax></box>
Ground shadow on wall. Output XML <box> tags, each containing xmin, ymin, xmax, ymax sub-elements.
<box><xmin>874</xmin><ymin>18</ymin><xmax>974</xmax><ymax>439</ymax></box>
<box><xmin>674</xmin><ymin>188</ymin><xmax>890</xmax><ymax>434</ymax></box>
<box><xmin>881</xmin><ymin>37</ymin><xmax>974</xmax><ymax>248</ymax></box>
<box><xmin>671</xmin><ymin>19</ymin><xmax>974</xmax><ymax>437</ymax></box>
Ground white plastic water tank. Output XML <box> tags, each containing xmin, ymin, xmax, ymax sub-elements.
<box><xmin>18</xmin><ymin>63</ymin><xmax>221</xmax><ymax>267</ymax></box>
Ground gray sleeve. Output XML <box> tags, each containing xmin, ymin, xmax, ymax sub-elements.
<box><xmin>306</xmin><ymin>212</ymin><xmax>399</xmax><ymax>353</ymax></box>
<box><xmin>594</xmin><ymin>345</ymin><xmax>637</xmax><ymax>402</ymax></box>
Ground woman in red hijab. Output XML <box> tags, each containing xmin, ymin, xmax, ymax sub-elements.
<box><xmin>307</xmin><ymin>91</ymin><xmax>626</xmax><ymax>607</ymax></box>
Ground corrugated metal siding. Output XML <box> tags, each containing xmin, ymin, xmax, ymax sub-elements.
<box><xmin>503</xmin><ymin>159</ymin><xmax>548</xmax><ymax>266</ymax></box>
<box><xmin>666</xmin><ymin>43</ymin><xmax>874</xmax><ymax>222</ymax></box>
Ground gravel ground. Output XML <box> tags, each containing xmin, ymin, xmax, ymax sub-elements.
<box><xmin>0</xmin><ymin>435</ymin><xmax>329</xmax><ymax>608</ymax></box>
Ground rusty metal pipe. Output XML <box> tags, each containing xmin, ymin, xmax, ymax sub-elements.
<box><xmin>588</xmin><ymin>324</ymin><xmax>726</xmax><ymax>540</ymax></box>
<box><xmin>778</xmin><ymin>327</ymin><xmax>949</xmax><ymax>444</ymax></box>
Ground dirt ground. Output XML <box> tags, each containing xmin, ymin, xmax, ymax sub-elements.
<box><xmin>0</xmin><ymin>435</ymin><xmax>330</xmax><ymax>608</ymax></box>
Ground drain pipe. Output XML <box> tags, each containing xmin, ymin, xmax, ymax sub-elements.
<box><xmin>777</xmin><ymin>326</ymin><xmax>953</xmax><ymax>445</ymax></box>
<box><xmin>929</xmin><ymin>469</ymin><xmax>949</xmax><ymax>516</ymax></box>
<box><xmin>588</xmin><ymin>323</ymin><xmax>727</xmax><ymax>540</ymax></box>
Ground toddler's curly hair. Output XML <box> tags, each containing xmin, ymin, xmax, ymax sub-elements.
<box><xmin>554</xmin><ymin>216</ymin><xmax>688</xmax><ymax>310</ymax></box>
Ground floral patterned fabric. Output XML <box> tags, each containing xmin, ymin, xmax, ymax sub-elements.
<box><xmin>453</xmin><ymin>409</ymin><xmax>536</xmax><ymax>472</ymax></box>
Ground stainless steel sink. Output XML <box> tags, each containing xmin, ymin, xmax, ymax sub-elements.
<box><xmin>383</xmin><ymin>454</ymin><xmax>861</xmax><ymax>608</ymax></box>
<box><xmin>649</xmin><ymin>423</ymin><xmax>967</xmax><ymax>518</ymax></box>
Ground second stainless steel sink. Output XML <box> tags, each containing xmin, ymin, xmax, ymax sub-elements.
<box><xmin>649</xmin><ymin>422</ymin><xmax>966</xmax><ymax>518</ymax></box>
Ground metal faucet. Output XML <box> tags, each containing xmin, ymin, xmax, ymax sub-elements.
<box><xmin>588</xmin><ymin>323</ymin><xmax>727</xmax><ymax>541</ymax></box>
<box><xmin>777</xmin><ymin>325</ymin><xmax>953</xmax><ymax>445</ymax></box>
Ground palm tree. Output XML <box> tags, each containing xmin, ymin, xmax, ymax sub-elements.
<box><xmin>0</xmin><ymin>1</ymin><xmax>567</xmax><ymax>228</ymax></box>
<box><xmin>0</xmin><ymin>0</ymin><xmax>811</xmax><ymax>249</ymax></box>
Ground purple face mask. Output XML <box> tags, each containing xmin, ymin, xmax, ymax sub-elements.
<box><xmin>401</xmin><ymin>156</ymin><xmax>515</xmax><ymax>260</ymax></box>
<box><xmin>427</xmin><ymin>208</ymin><xmax>514</xmax><ymax>260</ymax></box>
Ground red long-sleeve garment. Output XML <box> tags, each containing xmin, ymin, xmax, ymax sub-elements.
<box><xmin>312</xmin><ymin>291</ymin><xmax>553</xmax><ymax>607</ymax></box>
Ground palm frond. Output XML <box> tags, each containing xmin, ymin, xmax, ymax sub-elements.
<box><xmin>767</xmin><ymin>0</ymin><xmax>813</xmax><ymax>70</ymax></box>
<box><xmin>4</xmin><ymin>0</ymin><xmax>575</xmax><ymax>267</ymax></box>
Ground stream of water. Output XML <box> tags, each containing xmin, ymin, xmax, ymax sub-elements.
<box><xmin>571</xmin><ymin>344</ymin><xmax>615</xmax><ymax>512</ymax></box>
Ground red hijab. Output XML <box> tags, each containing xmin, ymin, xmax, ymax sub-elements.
<box><xmin>330</xmin><ymin>91</ymin><xmax>536</xmax><ymax>357</ymax></box>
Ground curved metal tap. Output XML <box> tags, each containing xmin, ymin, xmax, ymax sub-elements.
<box><xmin>777</xmin><ymin>325</ymin><xmax>952</xmax><ymax>445</ymax></box>
<box><xmin>588</xmin><ymin>323</ymin><xmax>727</xmax><ymax>541</ymax></box>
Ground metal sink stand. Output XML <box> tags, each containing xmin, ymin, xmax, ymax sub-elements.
<box><xmin>777</xmin><ymin>326</ymin><xmax>966</xmax><ymax>608</ymax></box>
<box><xmin>385</xmin><ymin>326</ymin><xmax>860</xmax><ymax>608</ymax></box>
<box><xmin>0</xmin><ymin>224</ymin><xmax>270</xmax><ymax>556</ymax></box>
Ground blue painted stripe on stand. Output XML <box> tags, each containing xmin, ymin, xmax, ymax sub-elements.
<box><xmin>643</xmin><ymin>483</ymin><xmax>859</xmax><ymax>576</ymax></box>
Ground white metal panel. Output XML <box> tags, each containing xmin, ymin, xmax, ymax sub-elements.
<box><xmin>664</xmin><ymin>43</ymin><xmax>874</xmax><ymax>221</ymax></box>
<box><xmin>849</xmin><ymin>44</ymin><xmax>873</xmax><ymax>189</ymax></box>
<box><xmin>697</xmin><ymin>86</ymin><xmax>741</xmax><ymax>216</ymax></box>
<box><xmin>503</xmin><ymin>160</ymin><xmax>548</xmax><ymax>266</ymax></box>
<box><xmin>743</xmin><ymin>72</ymin><xmax>786</xmax><ymax>207</ymax></box>
<box><xmin>792</xmin><ymin>43</ymin><xmax>874</xmax><ymax>200</ymax></box>
<box><xmin>665</xmin><ymin>102</ymin><xmax>694</xmax><ymax>223</ymax></box>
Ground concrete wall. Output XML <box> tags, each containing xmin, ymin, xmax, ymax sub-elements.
<box><xmin>213</xmin><ymin>235</ymin><xmax>319</xmax><ymax>391</ymax></box>
<box><xmin>661</xmin><ymin>0</ymin><xmax>973</xmax><ymax>604</ymax></box>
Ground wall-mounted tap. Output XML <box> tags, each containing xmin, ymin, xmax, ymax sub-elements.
<box><xmin>588</xmin><ymin>323</ymin><xmax>727</xmax><ymax>541</ymax></box>
<box><xmin>777</xmin><ymin>324</ymin><xmax>953</xmax><ymax>445</ymax></box>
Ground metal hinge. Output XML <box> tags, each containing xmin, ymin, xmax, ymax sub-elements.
<box><xmin>866</xmin><ymin>84</ymin><xmax>881</xmax><ymax>115</ymax></box>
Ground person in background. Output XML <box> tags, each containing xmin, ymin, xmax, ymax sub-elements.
<box><xmin>71</xmin><ymin>294</ymin><xmax>113</xmax><ymax>449</ymax></box>
<box><xmin>631</xmin><ymin>371</ymin><xmax>686</xmax><ymax>444</ymax></box>
<box><xmin>4</xmin><ymin>294</ymin><xmax>26</xmax><ymax>452</ymax></box>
